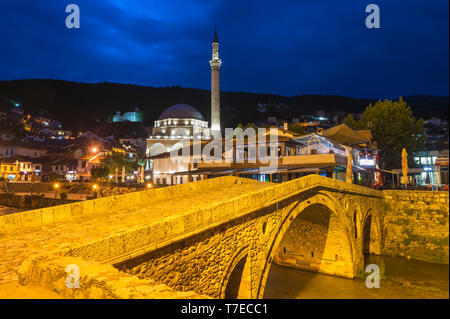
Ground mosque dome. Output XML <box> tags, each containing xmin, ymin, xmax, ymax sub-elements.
<box><xmin>158</xmin><ymin>104</ymin><xmax>204</xmax><ymax>121</ymax></box>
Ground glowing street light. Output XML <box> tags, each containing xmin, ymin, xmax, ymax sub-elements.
<box><xmin>91</xmin><ymin>147</ymin><xmax>98</xmax><ymax>153</ymax></box>
<box><xmin>54</xmin><ymin>183</ymin><xmax>59</xmax><ymax>198</ymax></box>
<box><xmin>146</xmin><ymin>183</ymin><xmax>153</xmax><ymax>189</ymax></box>
<box><xmin>92</xmin><ymin>184</ymin><xmax>99</xmax><ymax>191</ymax></box>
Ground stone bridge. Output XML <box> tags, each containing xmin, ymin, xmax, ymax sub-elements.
<box><xmin>0</xmin><ymin>175</ymin><xmax>385</xmax><ymax>299</ymax></box>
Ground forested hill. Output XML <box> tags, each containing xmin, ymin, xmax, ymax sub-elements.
<box><xmin>0</xmin><ymin>79</ymin><xmax>447</xmax><ymax>131</ymax></box>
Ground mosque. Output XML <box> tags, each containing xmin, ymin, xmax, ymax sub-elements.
<box><xmin>146</xmin><ymin>29</ymin><xmax>222</xmax><ymax>158</ymax></box>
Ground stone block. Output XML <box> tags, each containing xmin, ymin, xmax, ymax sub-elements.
<box><xmin>19</xmin><ymin>210</ymin><xmax>42</xmax><ymax>226</ymax></box>
<box><xmin>81</xmin><ymin>200</ymin><xmax>94</xmax><ymax>215</ymax></box>
<box><xmin>200</xmin><ymin>207</ymin><xmax>212</xmax><ymax>225</ymax></box>
<box><xmin>124</xmin><ymin>227</ymin><xmax>150</xmax><ymax>253</ymax></box>
<box><xmin>163</xmin><ymin>215</ymin><xmax>185</xmax><ymax>237</ymax></box>
<box><xmin>147</xmin><ymin>223</ymin><xmax>166</xmax><ymax>243</ymax></box>
<box><xmin>0</xmin><ymin>211</ymin><xmax>21</xmax><ymax>228</ymax></box>
<box><xmin>185</xmin><ymin>210</ymin><xmax>204</xmax><ymax>231</ymax></box>
<box><xmin>53</xmin><ymin>205</ymin><xmax>72</xmax><ymax>221</ymax></box>
<box><xmin>109</xmin><ymin>233</ymin><xmax>127</xmax><ymax>259</ymax></box>
<box><xmin>41</xmin><ymin>208</ymin><xmax>54</xmax><ymax>223</ymax></box>
<box><xmin>73</xmin><ymin>238</ymin><xmax>111</xmax><ymax>262</ymax></box>
<box><xmin>211</xmin><ymin>202</ymin><xmax>226</xmax><ymax>221</ymax></box>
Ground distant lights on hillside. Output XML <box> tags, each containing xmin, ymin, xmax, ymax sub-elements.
<box><xmin>10</xmin><ymin>100</ymin><xmax>22</xmax><ymax>108</ymax></box>
<box><xmin>111</xmin><ymin>107</ymin><xmax>143</xmax><ymax>123</ymax></box>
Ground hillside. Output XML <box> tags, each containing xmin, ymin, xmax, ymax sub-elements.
<box><xmin>0</xmin><ymin>79</ymin><xmax>447</xmax><ymax>131</ymax></box>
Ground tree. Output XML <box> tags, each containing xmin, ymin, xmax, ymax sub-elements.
<box><xmin>90</xmin><ymin>166</ymin><xmax>109</xmax><ymax>179</ymax></box>
<box><xmin>236</xmin><ymin>122</ymin><xmax>258</xmax><ymax>131</ymax></box>
<box><xmin>287</xmin><ymin>124</ymin><xmax>306</xmax><ymax>135</ymax></box>
<box><xmin>357</xmin><ymin>98</ymin><xmax>425</xmax><ymax>169</ymax></box>
<box><xmin>99</xmin><ymin>153</ymin><xmax>135</xmax><ymax>175</ymax></box>
<box><xmin>228</xmin><ymin>123</ymin><xmax>259</xmax><ymax>138</ymax></box>
<box><xmin>343</xmin><ymin>114</ymin><xmax>358</xmax><ymax>129</ymax></box>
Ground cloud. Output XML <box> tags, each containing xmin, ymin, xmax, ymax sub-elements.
<box><xmin>0</xmin><ymin>0</ymin><xmax>448</xmax><ymax>98</ymax></box>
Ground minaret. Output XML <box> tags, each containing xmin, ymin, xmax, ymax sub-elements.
<box><xmin>209</xmin><ymin>28</ymin><xmax>221</xmax><ymax>133</ymax></box>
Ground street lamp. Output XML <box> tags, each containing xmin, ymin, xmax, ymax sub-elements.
<box><xmin>54</xmin><ymin>183</ymin><xmax>59</xmax><ymax>199</ymax></box>
<box><xmin>92</xmin><ymin>183</ymin><xmax>99</xmax><ymax>198</ymax></box>
<box><xmin>146</xmin><ymin>183</ymin><xmax>153</xmax><ymax>189</ymax></box>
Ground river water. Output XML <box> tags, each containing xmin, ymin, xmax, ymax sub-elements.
<box><xmin>263</xmin><ymin>255</ymin><xmax>449</xmax><ymax>299</ymax></box>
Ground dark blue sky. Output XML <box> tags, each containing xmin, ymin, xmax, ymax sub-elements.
<box><xmin>0</xmin><ymin>0</ymin><xmax>448</xmax><ymax>99</ymax></box>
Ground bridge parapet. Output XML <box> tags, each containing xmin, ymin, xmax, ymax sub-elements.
<box><xmin>0</xmin><ymin>176</ymin><xmax>263</xmax><ymax>230</ymax></box>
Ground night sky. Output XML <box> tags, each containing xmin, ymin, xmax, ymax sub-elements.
<box><xmin>0</xmin><ymin>0</ymin><xmax>448</xmax><ymax>99</ymax></box>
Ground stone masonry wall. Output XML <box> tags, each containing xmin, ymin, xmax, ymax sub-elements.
<box><xmin>115</xmin><ymin>206</ymin><xmax>272</xmax><ymax>298</ymax></box>
<box><xmin>18</xmin><ymin>254</ymin><xmax>208</xmax><ymax>299</ymax></box>
<box><xmin>383</xmin><ymin>191</ymin><xmax>449</xmax><ymax>264</ymax></box>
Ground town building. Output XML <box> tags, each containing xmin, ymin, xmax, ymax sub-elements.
<box><xmin>0</xmin><ymin>140</ymin><xmax>47</xmax><ymax>158</ymax></box>
<box><xmin>393</xmin><ymin>149</ymin><xmax>448</xmax><ymax>189</ymax></box>
<box><xmin>48</xmin><ymin>158</ymin><xmax>80</xmax><ymax>182</ymax></box>
<box><xmin>112</xmin><ymin>108</ymin><xmax>144</xmax><ymax>123</ymax></box>
<box><xmin>149</xmin><ymin>125</ymin><xmax>379</xmax><ymax>187</ymax></box>
<box><xmin>0</xmin><ymin>155</ymin><xmax>43</xmax><ymax>182</ymax></box>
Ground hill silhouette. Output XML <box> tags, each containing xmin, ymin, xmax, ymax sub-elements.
<box><xmin>0</xmin><ymin>79</ymin><xmax>447</xmax><ymax>132</ymax></box>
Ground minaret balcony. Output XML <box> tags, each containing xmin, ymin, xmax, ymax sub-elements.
<box><xmin>209</xmin><ymin>59</ymin><xmax>222</xmax><ymax>68</ymax></box>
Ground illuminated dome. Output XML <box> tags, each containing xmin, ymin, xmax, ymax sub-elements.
<box><xmin>158</xmin><ymin>104</ymin><xmax>204</xmax><ymax>121</ymax></box>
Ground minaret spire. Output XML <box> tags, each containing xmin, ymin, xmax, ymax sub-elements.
<box><xmin>213</xmin><ymin>27</ymin><xmax>218</xmax><ymax>43</ymax></box>
<box><xmin>210</xmin><ymin>28</ymin><xmax>221</xmax><ymax>134</ymax></box>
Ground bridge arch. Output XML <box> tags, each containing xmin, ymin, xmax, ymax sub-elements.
<box><xmin>362</xmin><ymin>209</ymin><xmax>382</xmax><ymax>257</ymax></box>
<box><xmin>220</xmin><ymin>246</ymin><xmax>251</xmax><ymax>299</ymax></box>
<box><xmin>256</xmin><ymin>193</ymin><xmax>355</xmax><ymax>299</ymax></box>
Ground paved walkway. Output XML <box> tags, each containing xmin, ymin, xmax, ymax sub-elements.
<box><xmin>0</xmin><ymin>182</ymin><xmax>271</xmax><ymax>298</ymax></box>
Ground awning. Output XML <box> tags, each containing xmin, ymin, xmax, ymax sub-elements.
<box><xmin>392</xmin><ymin>168</ymin><xmax>429</xmax><ymax>175</ymax></box>
<box><xmin>435</xmin><ymin>159</ymin><xmax>449</xmax><ymax>167</ymax></box>
<box><xmin>285</xmin><ymin>168</ymin><xmax>320</xmax><ymax>173</ymax></box>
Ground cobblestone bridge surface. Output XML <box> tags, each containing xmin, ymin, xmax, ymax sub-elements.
<box><xmin>0</xmin><ymin>178</ymin><xmax>271</xmax><ymax>298</ymax></box>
